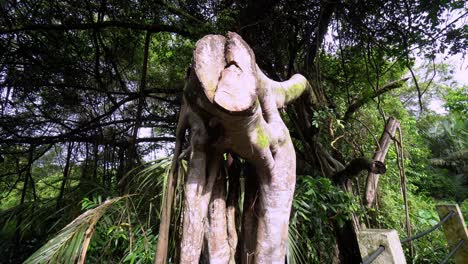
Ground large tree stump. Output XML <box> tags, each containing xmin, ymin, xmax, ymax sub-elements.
<box><xmin>155</xmin><ymin>32</ymin><xmax>311</xmax><ymax>264</ymax></box>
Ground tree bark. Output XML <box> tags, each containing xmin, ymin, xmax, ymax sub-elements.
<box><xmin>226</xmin><ymin>155</ymin><xmax>240</xmax><ymax>263</ymax></box>
<box><xmin>205</xmin><ymin>167</ymin><xmax>230</xmax><ymax>263</ymax></box>
<box><xmin>155</xmin><ymin>32</ymin><xmax>310</xmax><ymax>263</ymax></box>
<box><xmin>179</xmin><ymin>110</ymin><xmax>215</xmax><ymax>263</ymax></box>
<box><xmin>365</xmin><ymin>117</ymin><xmax>399</xmax><ymax>207</ymax></box>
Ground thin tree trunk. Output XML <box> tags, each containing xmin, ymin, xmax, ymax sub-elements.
<box><xmin>29</xmin><ymin>169</ymin><xmax>38</xmax><ymax>202</ymax></box>
<box><xmin>119</xmin><ymin>31</ymin><xmax>152</xmax><ymax>193</ymax></box>
<box><xmin>92</xmin><ymin>142</ymin><xmax>98</xmax><ymax>180</ymax></box>
<box><xmin>13</xmin><ymin>146</ymin><xmax>34</xmax><ymax>257</ymax></box>
<box><xmin>179</xmin><ymin>113</ymin><xmax>222</xmax><ymax>263</ymax></box>
<box><xmin>365</xmin><ymin>117</ymin><xmax>399</xmax><ymax>207</ymax></box>
<box><xmin>110</xmin><ymin>146</ymin><xmax>116</xmax><ymax>188</ymax></box>
<box><xmin>117</xmin><ymin>144</ymin><xmax>125</xmax><ymax>184</ymax></box>
<box><xmin>126</xmin><ymin>31</ymin><xmax>151</xmax><ymax>175</ymax></box>
<box><xmin>205</xmin><ymin>166</ymin><xmax>230</xmax><ymax>263</ymax></box>
<box><xmin>102</xmin><ymin>144</ymin><xmax>107</xmax><ymax>187</ymax></box>
<box><xmin>57</xmin><ymin>142</ymin><xmax>74</xmax><ymax>210</ymax></box>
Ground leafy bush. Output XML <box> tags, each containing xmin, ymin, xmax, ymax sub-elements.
<box><xmin>289</xmin><ymin>175</ymin><xmax>359</xmax><ymax>263</ymax></box>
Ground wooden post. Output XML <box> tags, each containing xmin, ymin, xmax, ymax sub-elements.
<box><xmin>358</xmin><ymin>229</ymin><xmax>406</xmax><ymax>264</ymax></box>
<box><xmin>436</xmin><ymin>204</ymin><xmax>468</xmax><ymax>264</ymax></box>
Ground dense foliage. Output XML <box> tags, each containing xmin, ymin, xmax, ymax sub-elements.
<box><xmin>0</xmin><ymin>0</ymin><xmax>466</xmax><ymax>263</ymax></box>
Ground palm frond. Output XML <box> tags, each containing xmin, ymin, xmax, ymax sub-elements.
<box><xmin>126</xmin><ymin>157</ymin><xmax>172</xmax><ymax>220</ymax></box>
<box><xmin>287</xmin><ymin>223</ymin><xmax>307</xmax><ymax>264</ymax></box>
<box><xmin>23</xmin><ymin>196</ymin><xmax>127</xmax><ymax>264</ymax></box>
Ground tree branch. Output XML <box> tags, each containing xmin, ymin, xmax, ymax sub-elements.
<box><xmin>257</xmin><ymin>65</ymin><xmax>318</xmax><ymax>109</ymax></box>
<box><xmin>343</xmin><ymin>77</ymin><xmax>409</xmax><ymax>121</ymax></box>
<box><xmin>304</xmin><ymin>1</ymin><xmax>337</xmax><ymax>70</ymax></box>
<box><xmin>0</xmin><ymin>136</ymin><xmax>175</xmax><ymax>145</ymax></box>
<box><xmin>0</xmin><ymin>21</ymin><xmax>194</xmax><ymax>37</ymax></box>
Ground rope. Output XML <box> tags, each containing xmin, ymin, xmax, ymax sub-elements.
<box><xmin>362</xmin><ymin>246</ymin><xmax>385</xmax><ymax>264</ymax></box>
<box><xmin>440</xmin><ymin>239</ymin><xmax>464</xmax><ymax>264</ymax></box>
<box><xmin>401</xmin><ymin>211</ymin><xmax>454</xmax><ymax>243</ymax></box>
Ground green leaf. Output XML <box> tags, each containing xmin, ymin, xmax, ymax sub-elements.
<box><xmin>23</xmin><ymin>196</ymin><xmax>127</xmax><ymax>264</ymax></box>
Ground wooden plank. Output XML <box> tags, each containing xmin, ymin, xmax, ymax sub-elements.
<box><xmin>436</xmin><ymin>204</ymin><xmax>468</xmax><ymax>264</ymax></box>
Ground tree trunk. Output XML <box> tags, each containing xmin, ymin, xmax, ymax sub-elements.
<box><xmin>155</xmin><ymin>32</ymin><xmax>311</xmax><ymax>263</ymax></box>
<box><xmin>92</xmin><ymin>142</ymin><xmax>98</xmax><ymax>180</ymax></box>
<box><xmin>226</xmin><ymin>155</ymin><xmax>240</xmax><ymax>264</ymax></box>
<box><xmin>126</xmin><ymin>31</ymin><xmax>151</xmax><ymax>179</ymax></box>
<box><xmin>57</xmin><ymin>142</ymin><xmax>74</xmax><ymax>210</ymax></box>
<box><xmin>12</xmin><ymin>146</ymin><xmax>34</xmax><ymax>259</ymax></box>
<box><xmin>205</xmin><ymin>165</ymin><xmax>230</xmax><ymax>263</ymax></box>
<box><xmin>365</xmin><ymin>117</ymin><xmax>399</xmax><ymax>207</ymax></box>
<box><xmin>333</xmin><ymin>220</ymin><xmax>362</xmax><ymax>263</ymax></box>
